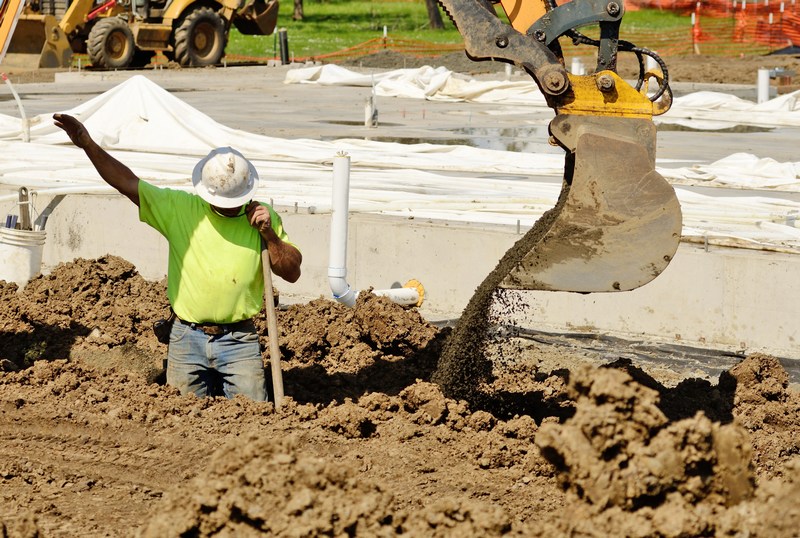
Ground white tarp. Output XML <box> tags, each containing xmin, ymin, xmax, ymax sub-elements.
<box><xmin>1</xmin><ymin>75</ymin><xmax>799</xmax><ymax>251</ymax></box>
<box><xmin>0</xmin><ymin>74</ymin><xmax>565</xmax><ymax>175</ymax></box>
<box><xmin>667</xmin><ymin>153</ymin><xmax>800</xmax><ymax>191</ymax></box>
<box><xmin>284</xmin><ymin>64</ymin><xmax>800</xmax><ymax>129</ymax></box>
<box><xmin>665</xmin><ymin>91</ymin><xmax>800</xmax><ymax>129</ymax></box>
<box><xmin>285</xmin><ymin>64</ymin><xmax>550</xmax><ymax>105</ymax></box>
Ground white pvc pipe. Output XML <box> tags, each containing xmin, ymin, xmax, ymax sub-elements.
<box><xmin>0</xmin><ymin>181</ymin><xmax>197</xmax><ymax>203</ymax></box>
<box><xmin>328</xmin><ymin>152</ymin><xmax>420</xmax><ymax>307</ymax></box>
<box><xmin>329</xmin><ymin>152</ymin><xmax>358</xmax><ymax>306</ymax></box>
<box><xmin>373</xmin><ymin>287</ymin><xmax>420</xmax><ymax>305</ymax></box>
<box><xmin>0</xmin><ymin>185</ymin><xmax>115</xmax><ymax>202</ymax></box>
<box><xmin>1</xmin><ymin>73</ymin><xmax>30</xmax><ymax>143</ymax></box>
<box><xmin>757</xmin><ymin>68</ymin><xmax>771</xmax><ymax>103</ymax></box>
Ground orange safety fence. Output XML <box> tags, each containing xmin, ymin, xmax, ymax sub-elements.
<box><xmin>563</xmin><ymin>27</ymin><xmax>700</xmax><ymax>56</ymax></box>
<box><xmin>629</xmin><ymin>0</ymin><xmax>800</xmax><ymax>52</ymax></box>
<box><xmin>227</xmin><ymin>30</ymin><xmax>702</xmax><ymax>66</ymax></box>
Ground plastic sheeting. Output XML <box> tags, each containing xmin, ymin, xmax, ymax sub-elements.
<box><xmin>284</xmin><ymin>64</ymin><xmax>550</xmax><ymax>105</ymax></box>
<box><xmin>285</xmin><ymin>64</ymin><xmax>800</xmax><ymax>129</ymax></box>
<box><xmin>0</xmin><ymin>75</ymin><xmax>799</xmax><ymax>252</ymax></box>
<box><xmin>667</xmin><ymin>153</ymin><xmax>800</xmax><ymax>190</ymax></box>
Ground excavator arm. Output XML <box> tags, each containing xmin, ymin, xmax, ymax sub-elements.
<box><xmin>439</xmin><ymin>0</ymin><xmax>682</xmax><ymax>292</ymax></box>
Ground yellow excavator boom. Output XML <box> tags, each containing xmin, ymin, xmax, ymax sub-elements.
<box><xmin>0</xmin><ymin>0</ymin><xmax>28</xmax><ymax>64</ymax></box>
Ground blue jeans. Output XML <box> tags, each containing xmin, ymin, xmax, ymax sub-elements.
<box><xmin>166</xmin><ymin>320</ymin><xmax>267</xmax><ymax>401</ymax></box>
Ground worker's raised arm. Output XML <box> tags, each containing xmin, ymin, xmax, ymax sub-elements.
<box><xmin>53</xmin><ymin>113</ymin><xmax>140</xmax><ymax>206</ymax></box>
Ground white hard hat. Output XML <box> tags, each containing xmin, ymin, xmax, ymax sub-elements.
<box><xmin>192</xmin><ymin>147</ymin><xmax>258</xmax><ymax>208</ymax></box>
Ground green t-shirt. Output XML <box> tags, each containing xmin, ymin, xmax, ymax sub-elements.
<box><xmin>138</xmin><ymin>181</ymin><xmax>293</xmax><ymax>324</ymax></box>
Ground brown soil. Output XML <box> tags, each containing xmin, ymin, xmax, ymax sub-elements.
<box><xmin>1</xmin><ymin>255</ymin><xmax>799</xmax><ymax>537</ymax></box>
<box><xmin>4</xmin><ymin>51</ymin><xmax>799</xmax><ymax>88</ymax></box>
<box><xmin>340</xmin><ymin>50</ymin><xmax>800</xmax><ymax>87</ymax></box>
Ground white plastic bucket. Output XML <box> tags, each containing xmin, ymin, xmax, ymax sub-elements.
<box><xmin>0</xmin><ymin>227</ymin><xmax>46</xmax><ymax>287</ymax></box>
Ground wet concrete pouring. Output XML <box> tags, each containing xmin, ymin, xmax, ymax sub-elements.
<box><xmin>1</xmin><ymin>53</ymin><xmax>800</xmax><ymax>536</ymax></box>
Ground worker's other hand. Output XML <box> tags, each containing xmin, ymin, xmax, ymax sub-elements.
<box><xmin>246</xmin><ymin>201</ymin><xmax>272</xmax><ymax>236</ymax></box>
<box><xmin>53</xmin><ymin>114</ymin><xmax>92</xmax><ymax>149</ymax></box>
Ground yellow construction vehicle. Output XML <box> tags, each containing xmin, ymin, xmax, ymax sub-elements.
<box><xmin>433</xmin><ymin>0</ymin><xmax>682</xmax><ymax>399</ymax></box>
<box><xmin>1</xmin><ymin>0</ymin><xmax>28</xmax><ymax>64</ymax></box>
<box><xmin>2</xmin><ymin>0</ymin><xmax>279</xmax><ymax>69</ymax></box>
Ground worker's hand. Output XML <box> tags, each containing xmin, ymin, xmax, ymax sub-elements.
<box><xmin>246</xmin><ymin>201</ymin><xmax>273</xmax><ymax>237</ymax></box>
<box><xmin>53</xmin><ymin>113</ymin><xmax>93</xmax><ymax>149</ymax></box>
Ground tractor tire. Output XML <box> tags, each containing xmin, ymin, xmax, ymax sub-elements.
<box><xmin>87</xmin><ymin>18</ymin><xmax>135</xmax><ymax>69</ymax></box>
<box><xmin>173</xmin><ymin>7</ymin><xmax>226</xmax><ymax>67</ymax></box>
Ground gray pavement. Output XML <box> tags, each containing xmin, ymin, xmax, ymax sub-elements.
<box><xmin>2</xmin><ymin>64</ymin><xmax>798</xmax><ymax>167</ymax></box>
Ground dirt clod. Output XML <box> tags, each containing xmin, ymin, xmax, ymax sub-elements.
<box><xmin>536</xmin><ymin>366</ymin><xmax>754</xmax><ymax>510</ymax></box>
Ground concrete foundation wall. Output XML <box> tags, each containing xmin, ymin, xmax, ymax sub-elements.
<box><xmin>2</xmin><ymin>192</ymin><xmax>797</xmax><ymax>359</ymax></box>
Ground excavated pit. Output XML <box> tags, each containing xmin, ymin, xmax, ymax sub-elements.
<box><xmin>1</xmin><ymin>255</ymin><xmax>799</xmax><ymax>537</ymax></box>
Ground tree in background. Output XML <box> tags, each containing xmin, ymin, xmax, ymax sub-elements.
<box><xmin>425</xmin><ymin>0</ymin><xmax>444</xmax><ymax>29</ymax></box>
<box><xmin>294</xmin><ymin>0</ymin><xmax>304</xmax><ymax>20</ymax></box>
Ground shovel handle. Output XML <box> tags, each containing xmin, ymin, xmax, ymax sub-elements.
<box><xmin>261</xmin><ymin>238</ymin><xmax>285</xmax><ymax>409</ymax></box>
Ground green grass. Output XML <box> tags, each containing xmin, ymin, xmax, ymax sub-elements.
<box><xmin>228</xmin><ymin>0</ymin><xmax>462</xmax><ymax>59</ymax></box>
<box><xmin>226</xmin><ymin>1</ymin><xmax>692</xmax><ymax>60</ymax></box>
<box><xmin>623</xmin><ymin>8</ymin><xmax>691</xmax><ymax>32</ymax></box>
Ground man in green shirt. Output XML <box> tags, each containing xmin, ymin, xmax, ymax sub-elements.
<box><xmin>53</xmin><ymin>113</ymin><xmax>302</xmax><ymax>402</ymax></box>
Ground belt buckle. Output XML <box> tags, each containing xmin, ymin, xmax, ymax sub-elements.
<box><xmin>202</xmin><ymin>324</ymin><xmax>226</xmax><ymax>336</ymax></box>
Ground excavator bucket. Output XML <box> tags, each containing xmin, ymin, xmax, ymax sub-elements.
<box><xmin>233</xmin><ymin>0</ymin><xmax>279</xmax><ymax>36</ymax></box>
<box><xmin>431</xmin><ymin>0</ymin><xmax>686</xmax><ymax>406</ymax></box>
<box><xmin>433</xmin><ymin>0</ymin><xmax>682</xmax><ymax>295</ymax></box>
<box><xmin>500</xmin><ymin>114</ymin><xmax>682</xmax><ymax>292</ymax></box>
<box><xmin>1</xmin><ymin>12</ymin><xmax>72</xmax><ymax>68</ymax></box>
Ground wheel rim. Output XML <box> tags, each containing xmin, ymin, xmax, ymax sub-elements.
<box><xmin>107</xmin><ymin>30</ymin><xmax>130</xmax><ymax>61</ymax></box>
<box><xmin>192</xmin><ymin>22</ymin><xmax>215</xmax><ymax>58</ymax></box>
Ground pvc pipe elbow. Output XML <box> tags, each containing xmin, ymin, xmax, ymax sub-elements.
<box><xmin>329</xmin><ymin>276</ymin><xmax>357</xmax><ymax>307</ymax></box>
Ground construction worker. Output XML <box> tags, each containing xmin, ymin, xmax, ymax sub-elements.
<box><xmin>53</xmin><ymin>113</ymin><xmax>302</xmax><ymax>402</ymax></box>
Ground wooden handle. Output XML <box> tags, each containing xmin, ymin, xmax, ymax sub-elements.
<box><xmin>261</xmin><ymin>239</ymin><xmax>284</xmax><ymax>409</ymax></box>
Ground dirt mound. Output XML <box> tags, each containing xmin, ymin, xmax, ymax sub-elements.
<box><xmin>537</xmin><ymin>366</ymin><xmax>754</xmax><ymax>510</ymax></box>
<box><xmin>273</xmin><ymin>291</ymin><xmax>438</xmax><ymax>371</ymax></box>
<box><xmin>143</xmin><ymin>389</ymin><xmax>522</xmax><ymax>537</ymax></box>
<box><xmin>143</xmin><ymin>434</ymin><xmax>398</xmax><ymax>537</ymax></box>
<box><xmin>724</xmin><ymin>354</ymin><xmax>800</xmax><ymax>479</ymax></box>
<box><xmin>520</xmin><ymin>355</ymin><xmax>800</xmax><ymax>538</ymax></box>
<box><xmin>262</xmin><ymin>292</ymin><xmax>444</xmax><ymax>405</ymax></box>
<box><xmin>0</xmin><ymin>255</ymin><xmax>168</xmax><ymax>371</ymax></box>
<box><xmin>1</xmin><ymin>256</ymin><xmax>799</xmax><ymax>536</ymax></box>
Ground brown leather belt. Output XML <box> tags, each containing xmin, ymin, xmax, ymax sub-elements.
<box><xmin>176</xmin><ymin>317</ymin><xmax>256</xmax><ymax>336</ymax></box>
